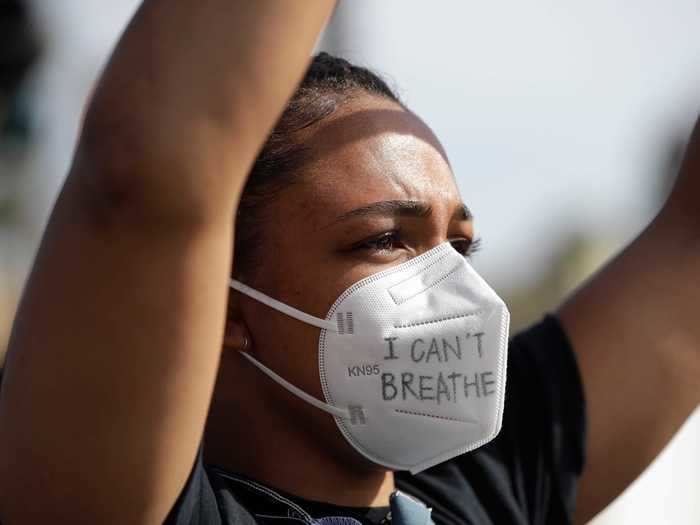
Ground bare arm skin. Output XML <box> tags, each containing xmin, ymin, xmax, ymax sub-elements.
<box><xmin>560</xmin><ymin>116</ymin><xmax>700</xmax><ymax>524</ymax></box>
<box><xmin>0</xmin><ymin>2</ymin><xmax>334</xmax><ymax>523</ymax></box>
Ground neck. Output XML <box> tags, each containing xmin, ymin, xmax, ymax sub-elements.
<box><xmin>205</xmin><ymin>397</ymin><xmax>395</xmax><ymax>507</ymax></box>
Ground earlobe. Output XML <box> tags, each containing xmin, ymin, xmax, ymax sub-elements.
<box><xmin>224</xmin><ymin>289</ymin><xmax>253</xmax><ymax>353</ymax></box>
<box><xmin>223</xmin><ymin>320</ymin><xmax>252</xmax><ymax>353</ymax></box>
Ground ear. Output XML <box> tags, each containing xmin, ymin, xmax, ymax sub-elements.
<box><xmin>223</xmin><ymin>291</ymin><xmax>252</xmax><ymax>353</ymax></box>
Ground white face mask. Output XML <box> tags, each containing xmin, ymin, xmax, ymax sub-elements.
<box><xmin>230</xmin><ymin>242</ymin><xmax>510</xmax><ymax>474</ymax></box>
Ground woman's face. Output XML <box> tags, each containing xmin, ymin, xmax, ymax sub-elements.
<box><xmin>228</xmin><ymin>94</ymin><xmax>477</xmax><ymax>467</ymax></box>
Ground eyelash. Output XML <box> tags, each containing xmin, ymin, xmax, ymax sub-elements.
<box><xmin>353</xmin><ymin>231</ymin><xmax>482</xmax><ymax>258</ymax></box>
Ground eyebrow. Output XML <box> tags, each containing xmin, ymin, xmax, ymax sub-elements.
<box><xmin>334</xmin><ymin>200</ymin><xmax>472</xmax><ymax>222</ymax></box>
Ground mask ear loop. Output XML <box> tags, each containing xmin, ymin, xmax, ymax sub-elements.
<box><xmin>230</xmin><ymin>279</ymin><xmax>349</xmax><ymax>420</ymax></box>
<box><xmin>230</xmin><ymin>279</ymin><xmax>338</xmax><ymax>332</ymax></box>
<box><xmin>239</xmin><ymin>352</ymin><xmax>350</xmax><ymax>420</ymax></box>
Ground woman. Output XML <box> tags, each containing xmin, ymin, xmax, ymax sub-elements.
<box><xmin>0</xmin><ymin>2</ymin><xmax>698</xmax><ymax>524</ymax></box>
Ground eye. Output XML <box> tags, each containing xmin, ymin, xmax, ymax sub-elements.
<box><xmin>352</xmin><ymin>230</ymin><xmax>402</xmax><ymax>254</ymax></box>
<box><xmin>450</xmin><ymin>237</ymin><xmax>482</xmax><ymax>258</ymax></box>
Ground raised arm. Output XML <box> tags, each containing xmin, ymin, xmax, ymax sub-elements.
<box><xmin>558</xmin><ymin>115</ymin><xmax>700</xmax><ymax>524</ymax></box>
<box><xmin>0</xmin><ymin>2</ymin><xmax>334</xmax><ymax>523</ymax></box>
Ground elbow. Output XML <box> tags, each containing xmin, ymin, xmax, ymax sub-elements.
<box><xmin>70</xmin><ymin>100</ymin><xmax>158</xmax><ymax>224</ymax></box>
<box><xmin>67</xmin><ymin>109</ymin><xmax>224</xmax><ymax>231</ymax></box>
<box><xmin>70</xmin><ymin>92</ymin><xmax>242</xmax><ymax>231</ymax></box>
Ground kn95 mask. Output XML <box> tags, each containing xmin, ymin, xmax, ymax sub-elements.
<box><xmin>230</xmin><ymin>242</ymin><xmax>510</xmax><ymax>474</ymax></box>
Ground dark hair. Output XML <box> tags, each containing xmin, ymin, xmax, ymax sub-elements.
<box><xmin>233</xmin><ymin>52</ymin><xmax>401</xmax><ymax>277</ymax></box>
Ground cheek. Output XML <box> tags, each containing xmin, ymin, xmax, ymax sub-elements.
<box><xmin>241</xmin><ymin>251</ymin><xmax>376</xmax><ymax>398</ymax></box>
<box><xmin>242</xmin><ymin>296</ymin><xmax>323</xmax><ymax>397</ymax></box>
<box><xmin>240</xmin><ymin>254</ymin><xmax>340</xmax><ymax>399</ymax></box>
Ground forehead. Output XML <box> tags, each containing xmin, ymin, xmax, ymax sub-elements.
<box><xmin>291</xmin><ymin>96</ymin><xmax>461</xmax><ymax>222</ymax></box>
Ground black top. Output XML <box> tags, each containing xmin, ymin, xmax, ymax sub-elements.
<box><xmin>165</xmin><ymin>315</ymin><xmax>586</xmax><ymax>525</ymax></box>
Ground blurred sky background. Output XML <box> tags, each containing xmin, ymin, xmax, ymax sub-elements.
<box><xmin>0</xmin><ymin>1</ymin><xmax>698</xmax><ymax>523</ymax></box>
